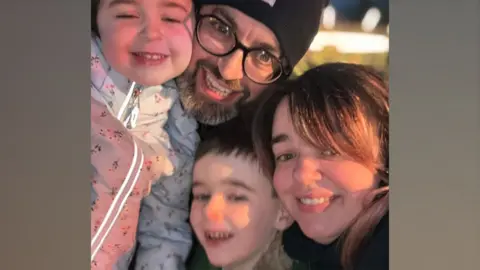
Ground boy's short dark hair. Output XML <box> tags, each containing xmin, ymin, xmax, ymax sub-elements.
<box><xmin>194</xmin><ymin>117</ymin><xmax>277</xmax><ymax>199</ymax></box>
<box><xmin>194</xmin><ymin>117</ymin><xmax>257</xmax><ymax>163</ymax></box>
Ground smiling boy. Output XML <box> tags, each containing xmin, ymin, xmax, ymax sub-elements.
<box><xmin>187</xmin><ymin>119</ymin><xmax>292</xmax><ymax>270</ymax></box>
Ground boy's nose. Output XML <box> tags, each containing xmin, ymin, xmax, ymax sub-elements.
<box><xmin>205</xmin><ymin>194</ymin><xmax>226</xmax><ymax>222</ymax></box>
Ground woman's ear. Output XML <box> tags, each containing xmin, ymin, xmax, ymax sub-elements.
<box><xmin>365</xmin><ymin>185</ymin><xmax>389</xmax><ymax>205</ymax></box>
<box><xmin>274</xmin><ymin>206</ymin><xmax>293</xmax><ymax>231</ymax></box>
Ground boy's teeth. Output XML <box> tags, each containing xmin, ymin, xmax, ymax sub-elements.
<box><xmin>206</xmin><ymin>73</ymin><xmax>233</xmax><ymax>97</ymax></box>
<box><xmin>206</xmin><ymin>231</ymin><xmax>233</xmax><ymax>240</ymax></box>
<box><xmin>299</xmin><ymin>197</ymin><xmax>329</xmax><ymax>205</ymax></box>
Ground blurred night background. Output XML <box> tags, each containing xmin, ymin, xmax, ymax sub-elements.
<box><xmin>293</xmin><ymin>0</ymin><xmax>389</xmax><ymax>78</ymax></box>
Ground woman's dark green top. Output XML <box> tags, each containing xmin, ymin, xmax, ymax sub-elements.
<box><xmin>284</xmin><ymin>212</ymin><xmax>389</xmax><ymax>270</ymax></box>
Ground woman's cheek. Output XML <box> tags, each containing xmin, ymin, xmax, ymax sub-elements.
<box><xmin>273</xmin><ymin>167</ymin><xmax>289</xmax><ymax>194</ymax></box>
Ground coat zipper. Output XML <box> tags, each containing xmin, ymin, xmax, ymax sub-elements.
<box><xmin>90</xmin><ymin>140</ymin><xmax>144</xmax><ymax>261</ymax></box>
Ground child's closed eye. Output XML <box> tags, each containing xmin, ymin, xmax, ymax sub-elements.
<box><xmin>162</xmin><ymin>16</ymin><xmax>183</xmax><ymax>24</ymax></box>
<box><xmin>115</xmin><ymin>13</ymin><xmax>139</xmax><ymax>19</ymax></box>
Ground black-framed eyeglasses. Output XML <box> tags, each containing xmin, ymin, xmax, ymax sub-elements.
<box><xmin>195</xmin><ymin>14</ymin><xmax>285</xmax><ymax>84</ymax></box>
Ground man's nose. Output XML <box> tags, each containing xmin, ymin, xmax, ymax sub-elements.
<box><xmin>205</xmin><ymin>194</ymin><xmax>226</xmax><ymax>222</ymax></box>
<box><xmin>218</xmin><ymin>50</ymin><xmax>244</xmax><ymax>81</ymax></box>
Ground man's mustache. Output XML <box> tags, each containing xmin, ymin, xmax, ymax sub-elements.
<box><xmin>195</xmin><ymin>59</ymin><xmax>251</xmax><ymax>102</ymax></box>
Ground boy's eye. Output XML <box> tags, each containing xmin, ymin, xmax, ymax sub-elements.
<box><xmin>226</xmin><ymin>194</ymin><xmax>248</xmax><ymax>202</ymax></box>
<box><xmin>275</xmin><ymin>153</ymin><xmax>296</xmax><ymax>162</ymax></box>
<box><xmin>193</xmin><ymin>193</ymin><xmax>210</xmax><ymax>201</ymax></box>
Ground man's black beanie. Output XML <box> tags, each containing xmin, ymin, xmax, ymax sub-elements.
<box><xmin>194</xmin><ymin>0</ymin><xmax>330</xmax><ymax>76</ymax></box>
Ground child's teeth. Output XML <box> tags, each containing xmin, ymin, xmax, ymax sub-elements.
<box><xmin>139</xmin><ymin>53</ymin><xmax>164</xmax><ymax>60</ymax></box>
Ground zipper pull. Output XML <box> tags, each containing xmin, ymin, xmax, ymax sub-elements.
<box><xmin>129</xmin><ymin>106</ymin><xmax>140</xmax><ymax>129</ymax></box>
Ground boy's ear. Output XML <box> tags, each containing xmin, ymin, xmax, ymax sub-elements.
<box><xmin>274</xmin><ymin>206</ymin><xmax>293</xmax><ymax>231</ymax></box>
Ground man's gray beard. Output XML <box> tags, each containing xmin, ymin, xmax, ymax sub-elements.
<box><xmin>176</xmin><ymin>69</ymin><xmax>240</xmax><ymax>126</ymax></box>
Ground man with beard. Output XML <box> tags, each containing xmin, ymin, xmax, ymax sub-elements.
<box><xmin>134</xmin><ymin>1</ymin><xmax>329</xmax><ymax>269</ymax></box>
<box><xmin>176</xmin><ymin>0</ymin><xmax>330</xmax><ymax>129</ymax></box>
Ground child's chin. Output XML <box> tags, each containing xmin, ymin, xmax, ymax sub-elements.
<box><xmin>128</xmin><ymin>69</ymin><xmax>173</xmax><ymax>87</ymax></box>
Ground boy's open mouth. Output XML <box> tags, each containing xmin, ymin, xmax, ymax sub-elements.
<box><xmin>204</xmin><ymin>230</ymin><xmax>234</xmax><ymax>247</ymax></box>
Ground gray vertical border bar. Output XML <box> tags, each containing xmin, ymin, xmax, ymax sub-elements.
<box><xmin>0</xmin><ymin>0</ymin><xmax>90</xmax><ymax>269</ymax></box>
<box><xmin>391</xmin><ymin>1</ymin><xmax>480</xmax><ymax>269</ymax></box>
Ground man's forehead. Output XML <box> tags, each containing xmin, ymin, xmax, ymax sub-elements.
<box><xmin>201</xmin><ymin>4</ymin><xmax>281</xmax><ymax>53</ymax></box>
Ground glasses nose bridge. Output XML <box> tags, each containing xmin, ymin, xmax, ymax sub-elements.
<box><xmin>231</xmin><ymin>36</ymin><xmax>249</xmax><ymax>55</ymax></box>
<box><xmin>218</xmin><ymin>49</ymin><xmax>245</xmax><ymax>81</ymax></box>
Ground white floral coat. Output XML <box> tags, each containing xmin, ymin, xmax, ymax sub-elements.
<box><xmin>90</xmin><ymin>36</ymin><xmax>199</xmax><ymax>270</ymax></box>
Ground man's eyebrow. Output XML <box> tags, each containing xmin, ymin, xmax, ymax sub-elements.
<box><xmin>255</xmin><ymin>42</ymin><xmax>281</xmax><ymax>56</ymax></box>
<box><xmin>222</xmin><ymin>178</ymin><xmax>255</xmax><ymax>192</ymax></box>
<box><xmin>211</xmin><ymin>8</ymin><xmax>280</xmax><ymax>55</ymax></box>
<box><xmin>108</xmin><ymin>0</ymin><xmax>136</xmax><ymax>8</ymax></box>
<box><xmin>211</xmin><ymin>7</ymin><xmax>238</xmax><ymax>31</ymax></box>
<box><xmin>271</xmin><ymin>134</ymin><xmax>288</xmax><ymax>146</ymax></box>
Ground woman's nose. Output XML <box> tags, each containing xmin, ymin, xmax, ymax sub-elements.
<box><xmin>205</xmin><ymin>194</ymin><xmax>226</xmax><ymax>222</ymax></box>
<box><xmin>293</xmin><ymin>157</ymin><xmax>323</xmax><ymax>188</ymax></box>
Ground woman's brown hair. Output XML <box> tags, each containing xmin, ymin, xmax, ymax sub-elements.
<box><xmin>252</xmin><ymin>62</ymin><xmax>389</xmax><ymax>269</ymax></box>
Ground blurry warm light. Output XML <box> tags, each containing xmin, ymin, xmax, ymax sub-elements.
<box><xmin>322</xmin><ymin>5</ymin><xmax>336</xmax><ymax>30</ymax></box>
<box><xmin>361</xmin><ymin>7</ymin><xmax>382</xmax><ymax>32</ymax></box>
<box><xmin>386</xmin><ymin>24</ymin><xmax>389</xmax><ymax>35</ymax></box>
<box><xmin>309</xmin><ymin>31</ymin><xmax>389</xmax><ymax>54</ymax></box>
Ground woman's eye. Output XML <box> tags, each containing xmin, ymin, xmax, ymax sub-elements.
<box><xmin>275</xmin><ymin>153</ymin><xmax>296</xmax><ymax>162</ymax></box>
<box><xmin>320</xmin><ymin>149</ymin><xmax>337</xmax><ymax>157</ymax></box>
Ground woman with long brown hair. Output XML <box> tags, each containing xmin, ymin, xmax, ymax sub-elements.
<box><xmin>252</xmin><ymin>63</ymin><xmax>389</xmax><ymax>270</ymax></box>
